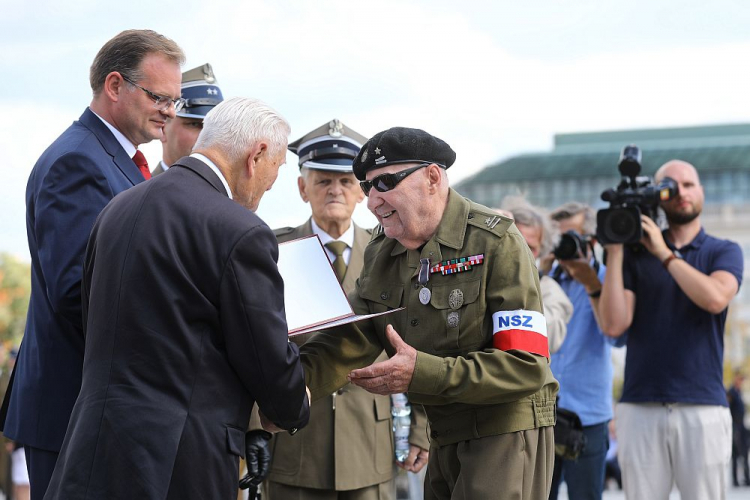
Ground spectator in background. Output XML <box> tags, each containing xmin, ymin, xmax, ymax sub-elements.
<box><xmin>600</xmin><ymin>160</ymin><xmax>743</xmax><ymax>500</ymax></box>
<box><xmin>0</xmin><ymin>30</ymin><xmax>184</xmax><ymax>500</ymax></box>
<box><xmin>728</xmin><ymin>370</ymin><xmax>750</xmax><ymax>487</ymax></box>
<box><xmin>153</xmin><ymin>63</ymin><xmax>224</xmax><ymax>176</ymax></box>
<box><xmin>497</xmin><ymin>199</ymin><xmax>573</xmax><ymax>354</ymax></box>
<box><xmin>547</xmin><ymin>202</ymin><xmax>616</xmax><ymax>500</ymax></box>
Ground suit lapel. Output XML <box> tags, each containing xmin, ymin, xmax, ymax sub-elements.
<box><xmin>79</xmin><ymin>108</ymin><xmax>143</xmax><ymax>186</ymax></box>
<box><xmin>342</xmin><ymin>223</ymin><xmax>368</xmax><ymax>292</ymax></box>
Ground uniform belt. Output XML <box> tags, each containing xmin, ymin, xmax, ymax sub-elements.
<box><xmin>426</xmin><ymin>393</ymin><xmax>556</xmax><ymax>447</ymax></box>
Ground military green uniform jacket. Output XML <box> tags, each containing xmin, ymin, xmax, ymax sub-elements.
<box><xmin>301</xmin><ymin>190</ymin><xmax>558</xmax><ymax>448</ymax></box>
<box><xmin>268</xmin><ymin>219</ymin><xmax>428</xmax><ymax>491</ymax></box>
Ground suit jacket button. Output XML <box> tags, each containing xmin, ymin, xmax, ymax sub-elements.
<box><xmin>410</xmin><ymin>319</ymin><xmax>419</xmax><ymax>327</ymax></box>
<box><xmin>380</xmin><ymin>291</ymin><xmax>389</xmax><ymax>300</ymax></box>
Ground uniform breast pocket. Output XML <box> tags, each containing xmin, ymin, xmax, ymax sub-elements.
<box><xmin>359</xmin><ymin>277</ymin><xmax>405</xmax><ymax>334</ymax></box>
<box><xmin>429</xmin><ymin>277</ymin><xmax>483</xmax><ymax>353</ymax></box>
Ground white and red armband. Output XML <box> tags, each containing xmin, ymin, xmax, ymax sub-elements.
<box><xmin>491</xmin><ymin>309</ymin><xmax>549</xmax><ymax>359</ymax></box>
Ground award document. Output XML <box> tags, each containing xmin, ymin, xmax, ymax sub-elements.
<box><xmin>277</xmin><ymin>235</ymin><xmax>401</xmax><ymax>336</ymax></box>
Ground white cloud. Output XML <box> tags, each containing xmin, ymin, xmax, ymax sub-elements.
<box><xmin>2</xmin><ymin>1</ymin><xmax>750</xmax><ymax>257</ymax></box>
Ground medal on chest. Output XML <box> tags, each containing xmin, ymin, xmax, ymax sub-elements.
<box><xmin>418</xmin><ymin>258</ymin><xmax>431</xmax><ymax>305</ymax></box>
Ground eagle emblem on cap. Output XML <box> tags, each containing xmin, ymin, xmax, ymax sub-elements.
<box><xmin>328</xmin><ymin>119</ymin><xmax>344</xmax><ymax>138</ymax></box>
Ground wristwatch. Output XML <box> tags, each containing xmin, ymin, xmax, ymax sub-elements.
<box><xmin>662</xmin><ymin>250</ymin><xmax>683</xmax><ymax>269</ymax></box>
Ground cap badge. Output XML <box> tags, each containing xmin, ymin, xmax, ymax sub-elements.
<box><xmin>328</xmin><ymin>119</ymin><xmax>344</xmax><ymax>138</ymax></box>
<box><xmin>375</xmin><ymin>156</ymin><xmax>387</xmax><ymax>165</ymax></box>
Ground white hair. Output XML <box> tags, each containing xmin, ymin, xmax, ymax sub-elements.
<box><xmin>193</xmin><ymin>97</ymin><xmax>290</xmax><ymax>163</ymax></box>
<box><xmin>500</xmin><ymin>196</ymin><xmax>561</xmax><ymax>257</ymax></box>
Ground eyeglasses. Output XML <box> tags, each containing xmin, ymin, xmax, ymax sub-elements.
<box><xmin>122</xmin><ymin>76</ymin><xmax>186</xmax><ymax>113</ymax></box>
<box><xmin>360</xmin><ymin>164</ymin><xmax>430</xmax><ymax>196</ymax></box>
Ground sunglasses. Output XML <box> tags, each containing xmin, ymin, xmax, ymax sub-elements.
<box><xmin>360</xmin><ymin>164</ymin><xmax>430</xmax><ymax>196</ymax></box>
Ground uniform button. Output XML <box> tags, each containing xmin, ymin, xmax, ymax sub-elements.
<box><xmin>413</xmin><ymin>283</ymin><xmax>420</xmax><ymax>290</ymax></box>
<box><xmin>411</xmin><ymin>319</ymin><xmax>419</xmax><ymax>327</ymax></box>
<box><xmin>380</xmin><ymin>291</ymin><xmax>389</xmax><ymax>300</ymax></box>
<box><xmin>431</xmin><ymin>430</ymin><xmax>439</xmax><ymax>438</ymax></box>
<box><xmin>290</xmin><ymin>427</ymin><xmax>299</xmax><ymax>435</ymax></box>
<box><xmin>337</xmin><ymin>388</ymin><xmax>345</xmax><ymax>395</ymax></box>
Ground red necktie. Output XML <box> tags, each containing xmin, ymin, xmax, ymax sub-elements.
<box><xmin>132</xmin><ymin>150</ymin><xmax>151</xmax><ymax>180</ymax></box>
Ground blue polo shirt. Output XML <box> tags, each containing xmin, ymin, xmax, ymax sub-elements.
<box><xmin>621</xmin><ymin>228</ymin><xmax>744</xmax><ymax>406</ymax></box>
<box><xmin>551</xmin><ymin>262</ymin><xmax>615</xmax><ymax>426</ymax></box>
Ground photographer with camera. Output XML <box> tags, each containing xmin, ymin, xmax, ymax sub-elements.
<box><xmin>599</xmin><ymin>159</ymin><xmax>744</xmax><ymax>500</ymax></box>
<box><xmin>497</xmin><ymin>200</ymin><xmax>573</xmax><ymax>355</ymax></box>
<box><xmin>546</xmin><ymin>202</ymin><xmax>617</xmax><ymax>500</ymax></box>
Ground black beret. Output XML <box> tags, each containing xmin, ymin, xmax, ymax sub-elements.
<box><xmin>352</xmin><ymin>127</ymin><xmax>456</xmax><ymax>181</ymax></box>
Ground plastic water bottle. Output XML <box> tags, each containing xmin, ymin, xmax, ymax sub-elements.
<box><xmin>391</xmin><ymin>393</ymin><xmax>411</xmax><ymax>462</ymax></box>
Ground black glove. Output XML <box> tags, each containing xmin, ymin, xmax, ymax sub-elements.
<box><xmin>239</xmin><ymin>430</ymin><xmax>273</xmax><ymax>491</ymax></box>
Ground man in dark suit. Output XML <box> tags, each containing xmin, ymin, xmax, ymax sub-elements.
<box><xmin>45</xmin><ymin>97</ymin><xmax>310</xmax><ymax>500</ymax></box>
<box><xmin>0</xmin><ymin>30</ymin><xmax>184</xmax><ymax>500</ymax></box>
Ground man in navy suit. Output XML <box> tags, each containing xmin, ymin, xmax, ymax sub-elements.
<box><xmin>46</xmin><ymin>97</ymin><xmax>310</xmax><ymax>500</ymax></box>
<box><xmin>0</xmin><ymin>29</ymin><xmax>184</xmax><ymax>500</ymax></box>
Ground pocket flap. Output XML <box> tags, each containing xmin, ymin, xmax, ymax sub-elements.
<box><xmin>374</xmin><ymin>395</ymin><xmax>392</xmax><ymax>421</ymax></box>
<box><xmin>226</xmin><ymin>426</ymin><xmax>245</xmax><ymax>458</ymax></box>
<box><xmin>429</xmin><ymin>278</ymin><xmax>481</xmax><ymax>310</ymax></box>
<box><xmin>359</xmin><ymin>277</ymin><xmax>404</xmax><ymax>309</ymax></box>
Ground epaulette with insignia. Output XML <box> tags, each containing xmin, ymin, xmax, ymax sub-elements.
<box><xmin>466</xmin><ymin>202</ymin><xmax>512</xmax><ymax>237</ymax></box>
<box><xmin>273</xmin><ymin>226</ymin><xmax>295</xmax><ymax>238</ymax></box>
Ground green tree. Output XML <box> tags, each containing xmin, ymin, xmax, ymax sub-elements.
<box><xmin>0</xmin><ymin>253</ymin><xmax>31</xmax><ymax>349</ymax></box>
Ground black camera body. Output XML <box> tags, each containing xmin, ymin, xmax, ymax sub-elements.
<box><xmin>596</xmin><ymin>145</ymin><xmax>678</xmax><ymax>245</ymax></box>
<box><xmin>554</xmin><ymin>230</ymin><xmax>592</xmax><ymax>260</ymax></box>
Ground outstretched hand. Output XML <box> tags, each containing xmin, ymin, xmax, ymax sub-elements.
<box><xmin>348</xmin><ymin>325</ymin><xmax>416</xmax><ymax>395</ymax></box>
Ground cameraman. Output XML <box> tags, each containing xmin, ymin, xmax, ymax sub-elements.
<box><xmin>547</xmin><ymin>202</ymin><xmax>616</xmax><ymax>500</ymax></box>
<box><xmin>599</xmin><ymin>160</ymin><xmax>743</xmax><ymax>500</ymax></box>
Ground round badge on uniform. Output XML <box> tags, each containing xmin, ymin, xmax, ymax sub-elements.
<box><xmin>448</xmin><ymin>289</ymin><xmax>464</xmax><ymax>310</ymax></box>
<box><xmin>419</xmin><ymin>287</ymin><xmax>431</xmax><ymax>305</ymax></box>
<box><xmin>447</xmin><ymin>311</ymin><xmax>460</xmax><ymax>328</ymax></box>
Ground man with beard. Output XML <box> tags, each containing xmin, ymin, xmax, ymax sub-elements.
<box><xmin>600</xmin><ymin>160</ymin><xmax>744</xmax><ymax>500</ymax></box>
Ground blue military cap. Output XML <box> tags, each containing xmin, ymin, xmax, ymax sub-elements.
<box><xmin>288</xmin><ymin>119</ymin><xmax>368</xmax><ymax>173</ymax></box>
<box><xmin>177</xmin><ymin>63</ymin><xmax>224</xmax><ymax>119</ymax></box>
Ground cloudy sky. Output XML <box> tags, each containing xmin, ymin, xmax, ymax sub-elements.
<box><xmin>2</xmin><ymin>0</ymin><xmax>750</xmax><ymax>259</ymax></box>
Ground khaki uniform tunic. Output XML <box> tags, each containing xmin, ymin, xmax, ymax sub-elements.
<box><xmin>301</xmin><ymin>190</ymin><xmax>558</xmax><ymax>498</ymax></box>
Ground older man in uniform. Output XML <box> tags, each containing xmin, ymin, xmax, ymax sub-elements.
<box><xmin>252</xmin><ymin>120</ymin><xmax>428</xmax><ymax>499</ymax></box>
<box><xmin>292</xmin><ymin>127</ymin><xmax>558</xmax><ymax>500</ymax></box>
<box><xmin>154</xmin><ymin>63</ymin><xmax>224</xmax><ymax>175</ymax></box>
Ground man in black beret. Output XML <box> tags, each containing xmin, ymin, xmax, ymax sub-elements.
<box><xmin>292</xmin><ymin>126</ymin><xmax>559</xmax><ymax>499</ymax></box>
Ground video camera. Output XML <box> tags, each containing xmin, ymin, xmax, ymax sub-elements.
<box><xmin>596</xmin><ymin>145</ymin><xmax>679</xmax><ymax>245</ymax></box>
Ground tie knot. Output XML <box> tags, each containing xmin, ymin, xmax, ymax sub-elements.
<box><xmin>325</xmin><ymin>241</ymin><xmax>348</xmax><ymax>258</ymax></box>
<box><xmin>132</xmin><ymin>150</ymin><xmax>148</xmax><ymax>169</ymax></box>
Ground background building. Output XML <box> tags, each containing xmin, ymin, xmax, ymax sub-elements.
<box><xmin>456</xmin><ymin>124</ymin><xmax>750</xmax><ymax>373</ymax></box>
